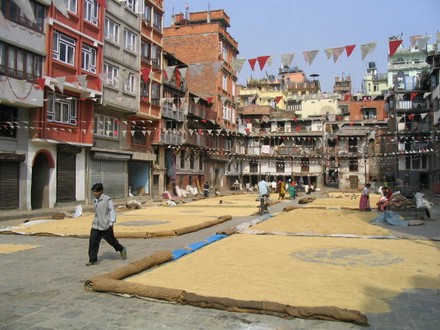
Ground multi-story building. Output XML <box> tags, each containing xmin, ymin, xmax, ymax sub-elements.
<box><xmin>163</xmin><ymin>9</ymin><xmax>239</xmax><ymax>190</ymax></box>
<box><xmin>0</xmin><ymin>0</ymin><xmax>48</xmax><ymax>209</ymax></box>
<box><xmin>361</xmin><ymin>61</ymin><xmax>388</xmax><ymax>98</ymax></box>
<box><xmin>30</xmin><ymin>1</ymin><xmax>105</xmax><ymax>209</ymax></box>
<box><xmin>384</xmin><ymin>36</ymin><xmax>437</xmax><ymax>193</ymax></box>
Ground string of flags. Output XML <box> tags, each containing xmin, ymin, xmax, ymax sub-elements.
<box><xmin>231</xmin><ymin>32</ymin><xmax>440</xmax><ymax>73</ymax></box>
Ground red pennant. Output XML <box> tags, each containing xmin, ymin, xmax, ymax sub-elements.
<box><xmin>175</xmin><ymin>69</ymin><xmax>181</xmax><ymax>87</ymax></box>
<box><xmin>344</xmin><ymin>93</ymin><xmax>351</xmax><ymax>101</ymax></box>
<box><xmin>248</xmin><ymin>58</ymin><xmax>257</xmax><ymax>71</ymax></box>
<box><xmin>35</xmin><ymin>78</ymin><xmax>45</xmax><ymax>90</ymax></box>
<box><xmin>207</xmin><ymin>97</ymin><xmax>213</xmax><ymax>104</ymax></box>
<box><xmin>410</xmin><ymin>92</ymin><xmax>418</xmax><ymax>101</ymax></box>
<box><xmin>295</xmin><ymin>126</ymin><xmax>301</xmax><ymax>132</ymax></box>
<box><xmin>97</xmin><ymin>0</ymin><xmax>107</xmax><ymax>9</ymax></box>
<box><xmin>257</xmin><ymin>56</ymin><xmax>271</xmax><ymax>70</ymax></box>
<box><xmin>275</xmin><ymin>96</ymin><xmax>283</xmax><ymax>104</ymax></box>
<box><xmin>141</xmin><ymin>68</ymin><xmax>151</xmax><ymax>81</ymax></box>
<box><xmin>389</xmin><ymin>39</ymin><xmax>403</xmax><ymax>57</ymax></box>
<box><xmin>345</xmin><ymin>45</ymin><xmax>356</xmax><ymax>57</ymax></box>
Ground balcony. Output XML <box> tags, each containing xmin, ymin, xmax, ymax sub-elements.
<box><xmin>397</xmin><ymin>122</ymin><xmax>430</xmax><ymax>133</ymax></box>
<box><xmin>161</xmin><ymin>103</ymin><xmax>184</xmax><ymax>121</ymax></box>
<box><xmin>160</xmin><ymin>132</ymin><xmax>183</xmax><ymax>145</ymax></box>
<box><xmin>184</xmin><ymin>134</ymin><xmax>216</xmax><ymax>148</ymax></box>
<box><xmin>396</xmin><ymin>100</ymin><xmax>427</xmax><ymax>112</ymax></box>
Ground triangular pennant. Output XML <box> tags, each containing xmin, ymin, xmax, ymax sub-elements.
<box><xmin>275</xmin><ymin>96</ymin><xmax>283</xmax><ymax>104</ymax></box>
<box><xmin>36</xmin><ymin>78</ymin><xmax>45</xmax><ymax>90</ymax></box>
<box><xmin>410</xmin><ymin>92</ymin><xmax>418</xmax><ymax>101</ymax></box>
<box><xmin>332</xmin><ymin>47</ymin><xmax>344</xmax><ymax>63</ymax></box>
<box><xmin>221</xmin><ymin>96</ymin><xmax>228</xmax><ymax>105</ymax></box>
<box><xmin>280</xmin><ymin>53</ymin><xmax>295</xmax><ymax>67</ymax></box>
<box><xmin>324</xmin><ymin>48</ymin><xmax>332</xmax><ymax>59</ymax></box>
<box><xmin>389</xmin><ymin>39</ymin><xmax>403</xmax><ymax>57</ymax></box>
<box><xmin>188</xmin><ymin>63</ymin><xmax>203</xmax><ymax>77</ymax></box>
<box><xmin>77</xmin><ymin>74</ymin><xmax>87</xmax><ymax>88</ymax></box>
<box><xmin>97</xmin><ymin>0</ymin><xmax>107</xmax><ymax>9</ymax></box>
<box><xmin>164</xmin><ymin>65</ymin><xmax>176</xmax><ymax>81</ymax></box>
<box><xmin>56</xmin><ymin>77</ymin><xmax>66</xmax><ymax>94</ymax></box>
<box><xmin>345</xmin><ymin>44</ymin><xmax>356</xmax><ymax>57</ymax></box>
<box><xmin>141</xmin><ymin>68</ymin><xmax>151</xmax><ymax>81</ymax></box>
<box><xmin>417</xmin><ymin>36</ymin><xmax>430</xmax><ymax>49</ymax></box>
<box><xmin>248</xmin><ymin>58</ymin><xmax>257</xmax><ymax>71</ymax></box>
<box><xmin>52</xmin><ymin>0</ymin><xmax>70</xmax><ymax>18</ymax></box>
<box><xmin>409</xmin><ymin>35</ymin><xmax>422</xmax><ymax>47</ymax></box>
<box><xmin>361</xmin><ymin>42</ymin><xmax>377</xmax><ymax>60</ymax></box>
<box><xmin>12</xmin><ymin>0</ymin><xmax>36</xmax><ymax>23</ymax></box>
<box><xmin>0</xmin><ymin>11</ymin><xmax>10</xmax><ymax>30</ymax></box>
<box><xmin>193</xmin><ymin>97</ymin><xmax>200</xmax><ymax>104</ymax></box>
<box><xmin>257</xmin><ymin>56</ymin><xmax>271</xmax><ymax>70</ymax></box>
<box><xmin>303</xmin><ymin>50</ymin><xmax>319</xmax><ymax>65</ymax></box>
<box><xmin>211</xmin><ymin>61</ymin><xmax>223</xmax><ymax>75</ymax></box>
<box><xmin>231</xmin><ymin>58</ymin><xmax>246</xmax><ymax>73</ymax></box>
<box><xmin>207</xmin><ymin>97</ymin><xmax>213</xmax><ymax>104</ymax></box>
<box><xmin>178</xmin><ymin>67</ymin><xmax>187</xmax><ymax>79</ymax></box>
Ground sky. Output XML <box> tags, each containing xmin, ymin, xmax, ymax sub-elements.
<box><xmin>163</xmin><ymin>0</ymin><xmax>440</xmax><ymax>93</ymax></box>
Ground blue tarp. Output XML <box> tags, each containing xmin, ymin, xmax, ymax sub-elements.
<box><xmin>171</xmin><ymin>233</ymin><xmax>227</xmax><ymax>260</ymax></box>
<box><xmin>371</xmin><ymin>211</ymin><xmax>408</xmax><ymax>227</ymax></box>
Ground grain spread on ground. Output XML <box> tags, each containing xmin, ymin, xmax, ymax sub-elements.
<box><xmin>0</xmin><ymin>244</ymin><xmax>40</xmax><ymax>254</ymax></box>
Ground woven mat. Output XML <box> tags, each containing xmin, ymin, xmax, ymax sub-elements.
<box><xmin>0</xmin><ymin>244</ymin><xmax>40</xmax><ymax>254</ymax></box>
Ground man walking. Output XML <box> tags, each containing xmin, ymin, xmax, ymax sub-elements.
<box><xmin>87</xmin><ymin>183</ymin><xmax>127</xmax><ymax>266</ymax></box>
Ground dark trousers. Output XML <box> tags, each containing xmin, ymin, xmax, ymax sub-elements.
<box><xmin>88</xmin><ymin>226</ymin><xmax>123</xmax><ymax>263</ymax></box>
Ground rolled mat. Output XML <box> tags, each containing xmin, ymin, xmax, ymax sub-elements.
<box><xmin>85</xmin><ymin>250</ymin><xmax>172</xmax><ymax>288</ymax></box>
<box><xmin>181</xmin><ymin>292</ymin><xmax>368</xmax><ymax>326</ymax></box>
<box><xmin>174</xmin><ymin>215</ymin><xmax>232</xmax><ymax>236</ymax></box>
<box><xmin>90</xmin><ymin>278</ymin><xmax>184</xmax><ymax>302</ymax></box>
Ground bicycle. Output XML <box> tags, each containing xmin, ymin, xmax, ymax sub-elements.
<box><xmin>258</xmin><ymin>194</ymin><xmax>270</xmax><ymax>215</ymax></box>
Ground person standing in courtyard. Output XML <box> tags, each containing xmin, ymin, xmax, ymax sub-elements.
<box><xmin>359</xmin><ymin>183</ymin><xmax>372</xmax><ymax>211</ymax></box>
<box><xmin>87</xmin><ymin>183</ymin><xmax>127</xmax><ymax>266</ymax></box>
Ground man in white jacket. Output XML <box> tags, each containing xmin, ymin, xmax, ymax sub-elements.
<box><xmin>87</xmin><ymin>183</ymin><xmax>127</xmax><ymax>266</ymax></box>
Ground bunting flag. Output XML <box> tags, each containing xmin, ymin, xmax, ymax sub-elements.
<box><xmin>211</xmin><ymin>61</ymin><xmax>223</xmax><ymax>75</ymax></box>
<box><xmin>345</xmin><ymin>44</ymin><xmax>356</xmax><ymax>57</ymax></box>
<box><xmin>248</xmin><ymin>58</ymin><xmax>257</xmax><ymax>71</ymax></box>
<box><xmin>257</xmin><ymin>56</ymin><xmax>271</xmax><ymax>70</ymax></box>
<box><xmin>97</xmin><ymin>0</ymin><xmax>107</xmax><ymax>9</ymax></box>
<box><xmin>303</xmin><ymin>50</ymin><xmax>319</xmax><ymax>65</ymax></box>
<box><xmin>417</xmin><ymin>36</ymin><xmax>430</xmax><ymax>49</ymax></box>
<box><xmin>232</xmin><ymin>58</ymin><xmax>246</xmax><ymax>73</ymax></box>
<box><xmin>164</xmin><ymin>65</ymin><xmax>176</xmax><ymax>82</ymax></box>
<box><xmin>98</xmin><ymin>72</ymin><xmax>108</xmax><ymax>84</ymax></box>
<box><xmin>77</xmin><ymin>75</ymin><xmax>87</xmax><ymax>88</ymax></box>
<box><xmin>221</xmin><ymin>96</ymin><xmax>228</xmax><ymax>105</ymax></box>
<box><xmin>281</xmin><ymin>53</ymin><xmax>295</xmax><ymax>67</ymax></box>
<box><xmin>188</xmin><ymin>63</ymin><xmax>204</xmax><ymax>77</ymax></box>
<box><xmin>12</xmin><ymin>0</ymin><xmax>36</xmax><ymax>23</ymax></box>
<box><xmin>0</xmin><ymin>10</ymin><xmax>10</xmax><ymax>30</ymax></box>
<box><xmin>52</xmin><ymin>0</ymin><xmax>70</xmax><ymax>18</ymax></box>
<box><xmin>324</xmin><ymin>48</ymin><xmax>332</xmax><ymax>60</ymax></box>
<box><xmin>56</xmin><ymin>77</ymin><xmax>66</xmax><ymax>93</ymax></box>
<box><xmin>332</xmin><ymin>47</ymin><xmax>344</xmax><ymax>63</ymax></box>
<box><xmin>275</xmin><ymin>96</ymin><xmax>283</xmax><ymax>104</ymax></box>
<box><xmin>389</xmin><ymin>39</ymin><xmax>403</xmax><ymax>57</ymax></box>
<box><xmin>207</xmin><ymin>97</ymin><xmax>213</xmax><ymax>104</ymax></box>
<box><xmin>410</xmin><ymin>92</ymin><xmax>418</xmax><ymax>101</ymax></box>
<box><xmin>35</xmin><ymin>78</ymin><xmax>45</xmax><ymax>90</ymax></box>
<box><xmin>361</xmin><ymin>42</ymin><xmax>377</xmax><ymax>60</ymax></box>
<box><xmin>193</xmin><ymin>97</ymin><xmax>200</xmax><ymax>104</ymax></box>
<box><xmin>409</xmin><ymin>35</ymin><xmax>422</xmax><ymax>47</ymax></box>
<box><xmin>141</xmin><ymin>68</ymin><xmax>151</xmax><ymax>81</ymax></box>
<box><xmin>178</xmin><ymin>67</ymin><xmax>187</xmax><ymax>80</ymax></box>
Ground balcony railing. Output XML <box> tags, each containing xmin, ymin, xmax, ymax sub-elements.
<box><xmin>161</xmin><ymin>103</ymin><xmax>184</xmax><ymax>121</ymax></box>
<box><xmin>184</xmin><ymin>134</ymin><xmax>217</xmax><ymax>148</ymax></box>
<box><xmin>397</xmin><ymin>122</ymin><xmax>430</xmax><ymax>133</ymax></box>
<box><xmin>160</xmin><ymin>132</ymin><xmax>183</xmax><ymax>145</ymax></box>
<box><xmin>396</xmin><ymin>100</ymin><xmax>427</xmax><ymax>111</ymax></box>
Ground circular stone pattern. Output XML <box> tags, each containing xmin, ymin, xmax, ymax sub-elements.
<box><xmin>291</xmin><ymin>247</ymin><xmax>403</xmax><ymax>267</ymax></box>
